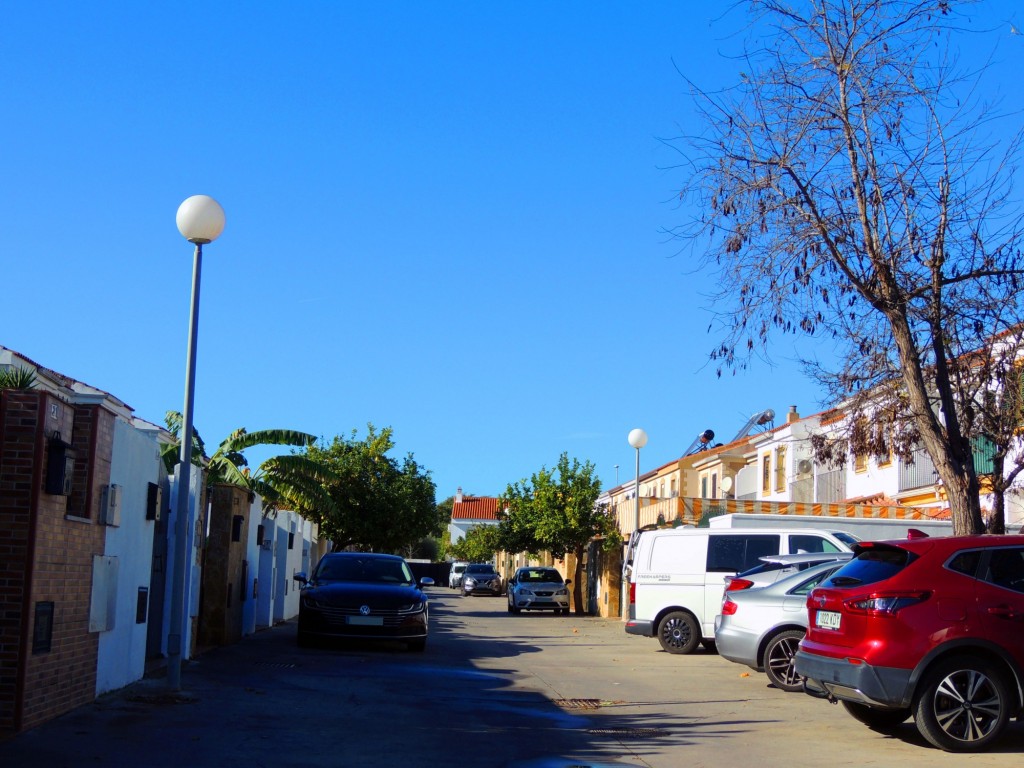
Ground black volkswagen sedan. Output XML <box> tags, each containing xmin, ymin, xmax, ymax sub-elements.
<box><xmin>293</xmin><ymin>552</ymin><xmax>434</xmax><ymax>651</ymax></box>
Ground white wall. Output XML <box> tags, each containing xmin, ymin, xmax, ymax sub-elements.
<box><xmin>241</xmin><ymin>494</ymin><xmax>264</xmax><ymax>636</ymax></box>
<box><xmin>256</xmin><ymin>512</ymin><xmax>277</xmax><ymax>629</ymax></box>
<box><xmin>95</xmin><ymin>418</ymin><xmax>161</xmax><ymax>696</ymax></box>
<box><xmin>160</xmin><ymin>461</ymin><xmax>204</xmax><ymax>661</ymax></box>
<box><xmin>273</xmin><ymin>511</ymin><xmax>303</xmax><ymax>622</ymax></box>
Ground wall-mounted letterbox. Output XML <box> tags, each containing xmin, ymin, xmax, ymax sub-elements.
<box><xmin>146</xmin><ymin>482</ymin><xmax>162</xmax><ymax>521</ymax></box>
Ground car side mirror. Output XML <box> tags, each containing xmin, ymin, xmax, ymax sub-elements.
<box><xmin>564</xmin><ymin>579</ymin><xmax>572</xmax><ymax>586</ymax></box>
<box><xmin>293</xmin><ymin>573</ymin><xmax>308</xmax><ymax>585</ymax></box>
<box><xmin>419</xmin><ymin>576</ymin><xmax>435</xmax><ymax>588</ymax></box>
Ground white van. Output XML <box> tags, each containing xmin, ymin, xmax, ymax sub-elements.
<box><xmin>624</xmin><ymin>527</ymin><xmax>856</xmax><ymax>654</ymax></box>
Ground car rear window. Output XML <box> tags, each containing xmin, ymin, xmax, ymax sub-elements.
<box><xmin>821</xmin><ymin>545</ymin><xmax>915</xmax><ymax>587</ymax></box>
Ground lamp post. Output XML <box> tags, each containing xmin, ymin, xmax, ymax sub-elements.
<box><xmin>167</xmin><ymin>195</ymin><xmax>225</xmax><ymax>690</ymax></box>
<box><xmin>627</xmin><ymin>428</ymin><xmax>647</xmax><ymax>533</ymax></box>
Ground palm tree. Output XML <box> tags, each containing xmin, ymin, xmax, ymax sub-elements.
<box><xmin>161</xmin><ymin>411</ymin><xmax>337</xmax><ymax>514</ymax></box>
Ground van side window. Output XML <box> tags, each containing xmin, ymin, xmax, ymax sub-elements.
<box><xmin>707</xmin><ymin>535</ymin><xmax>780</xmax><ymax>572</ymax></box>
<box><xmin>790</xmin><ymin>535</ymin><xmax>841</xmax><ymax>554</ymax></box>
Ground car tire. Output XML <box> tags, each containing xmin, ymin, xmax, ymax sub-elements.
<box><xmin>841</xmin><ymin>701</ymin><xmax>910</xmax><ymax>733</ymax></box>
<box><xmin>657</xmin><ymin>611</ymin><xmax>701</xmax><ymax>654</ymax></box>
<box><xmin>763</xmin><ymin>630</ymin><xmax>806</xmax><ymax>692</ymax></box>
<box><xmin>508</xmin><ymin>595</ymin><xmax>521</xmax><ymax>614</ymax></box>
<box><xmin>912</xmin><ymin>656</ymin><xmax>1011</xmax><ymax>752</ymax></box>
<box><xmin>407</xmin><ymin>638</ymin><xmax>426</xmax><ymax>652</ymax></box>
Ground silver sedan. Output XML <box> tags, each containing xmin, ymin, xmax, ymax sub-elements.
<box><xmin>506</xmin><ymin>567</ymin><xmax>571</xmax><ymax>614</ymax></box>
<box><xmin>714</xmin><ymin>560</ymin><xmax>847</xmax><ymax>691</ymax></box>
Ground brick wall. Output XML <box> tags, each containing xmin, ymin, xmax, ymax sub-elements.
<box><xmin>0</xmin><ymin>392</ymin><xmax>111</xmax><ymax>734</ymax></box>
<box><xmin>198</xmin><ymin>484</ymin><xmax>251</xmax><ymax>648</ymax></box>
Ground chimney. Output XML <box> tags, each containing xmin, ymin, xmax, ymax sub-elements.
<box><xmin>787</xmin><ymin>405</ymin><xmax>800</xmax><ymax>424</ymax></box>
<box><xmin>455</xmin><ymin>487</ymin><xmax>463</xmax><ymax>503</ymax></box>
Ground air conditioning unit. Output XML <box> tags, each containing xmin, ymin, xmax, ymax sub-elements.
<box><xmin>796</xmin><ymin>459</ymin><xmax>813</xmax><ymax>477</ymax></box>
<box><xmin>99</xmin><ymin>484</ymin><xmax>121</xmax><ymax>526</ymax></box>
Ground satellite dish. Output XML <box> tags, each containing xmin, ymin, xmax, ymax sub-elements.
<box><xmin>721</xmin><ymin>476</ymin><xmax>734</xmax><ymax>493</ymax></box>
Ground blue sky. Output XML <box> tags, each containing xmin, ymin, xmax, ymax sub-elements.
<box><xmin>3</xmin><ymin>2</ymin><xmax>1021</xmax><ymax>501</ymax></box>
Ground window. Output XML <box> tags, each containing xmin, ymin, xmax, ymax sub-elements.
<box><xmin>854</xmin><ymin>448</ymin><xmax>868</xmax><ymax>473</ymax></box>
<box><xmin>33</xmin><ymin>602</ymin><xmax>55</xmax><ymax>654</ymax></box>
<box><xmin>985</xmin><ymin>548</ymin><xmax>1024</xmax><ymax>593</ymax></box>
<box><xmin>762</xmin><ymin>453</ymin><xmax>771</xmax><ymax>494</ymax></box>
<box><xmin>707</xmin><ymin>534</ymin><xmax>781</xmax><ymax>572</ymax></box>
<box><xmin>790</xmin><ymin>534</ymin><xmax>841</xmax><ymax>554</ymax></box>
<box><xmin>231</xmin><ymin>515</ymin><xmax>244</xmax><ymax>542</ymax></box>
<box><xmin>701</xmin><ymin>475</ymin><xmax>708</xmax><ymax>498</ymax></box>
<box><xmin>775</xmin><ymin>446</ymin><xmax>787</xmax><ymax>492</ymax></box>
<box><xmin>877</xmin><ymin>427</ymin><xmax>893</xmax><ymax>467</ymax></box>
<box><xmin>711</xmin><ymin>473</ymin><xmax>718</xmax><ymax>498</ymax></box>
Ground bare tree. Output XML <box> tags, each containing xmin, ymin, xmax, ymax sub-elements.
<box><xmin>672</xmin><ymin>0</ymin><xmax>1024</xmax><ymax>534</ymax></box>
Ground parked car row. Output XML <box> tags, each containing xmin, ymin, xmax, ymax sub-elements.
<box><xmin>708</xmin><ymin>533</ymin><xmax>1024</xmax><ymax>753</ymax></box>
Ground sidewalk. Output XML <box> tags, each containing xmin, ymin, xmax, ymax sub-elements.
<box><xmin>1</xmin><ymin>624</ymin><xmax>304</xmax><ymax>768</ymax></box>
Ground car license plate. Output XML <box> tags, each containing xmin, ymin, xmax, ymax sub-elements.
<box><xmin>816</xmin><ymin>610</ymin><xmax>842</xmax><ymax>630</ymax></box>
<box><xmin>347</xmin><ymin>616</ymin><xmax>384</xmax><ymax>626</ymax></box>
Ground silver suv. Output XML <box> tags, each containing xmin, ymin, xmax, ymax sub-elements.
<box><xmin>461</xmin><ymin>563</ymin><xmax>503</xmax><ymax>596</ymax></box>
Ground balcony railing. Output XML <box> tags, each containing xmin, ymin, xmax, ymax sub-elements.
<box><xmin>815</xmin><ymin>469</ymin><xmax>846</xmax><ymax>504</ymax></box>
<box><xmin>899</xmin><ymin>447</ymin><xmax>937</xmax><ymax>492</ymax></box>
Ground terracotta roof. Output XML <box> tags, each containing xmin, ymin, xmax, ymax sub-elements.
<box><xmin>451</xmin><ymin>496</ymin><xmax>501</xmax><ymax>521</ymax></box>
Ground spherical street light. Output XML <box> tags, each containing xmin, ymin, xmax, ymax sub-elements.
<box><xmin>176</xmin><ymin>194</ymin><xmax>226</xmax><ymax>244</ymax></box>
<box><xmin>628</xmin><ymin>428</ymin><xmax>648</xmax><ymax>450</ymax></box>
<box><xmin>627</xmin><ymin>428</ymin><xmax>647</xmax><ymax>535</ymax></box>
<box><xmin>167</xmin><ymin>195</ymin><xmax>225</xmax><ymax>691</ymax></box>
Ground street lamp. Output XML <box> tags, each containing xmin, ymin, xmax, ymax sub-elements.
<box><xmin>167</xmin><ymin>195</ymin><xmax>225</xmax><ymax>690</ymax></box>
<box><xmin>627</xmin><ymin>428</ymin><xmax>647</xmax><ymax>533</ymax></box>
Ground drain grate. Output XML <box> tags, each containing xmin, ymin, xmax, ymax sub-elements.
<box><xmin>587</xmin><ymin>728</ymin><xmax>669</xmax><ymax>739</ymax></box>
<box><xmin>553</xmin><ymin>699</ymin><xmax>625</xmax><ymax>710</ymax></box>
<box><xmin>554</xmin><ymin>699</ymin><xmax>604</xmax><ymax>710</ymax></box>
<box><xmin>255</xmin><ymin>661</ymin><xmax>297</xmax><ymax>669</ymax></box>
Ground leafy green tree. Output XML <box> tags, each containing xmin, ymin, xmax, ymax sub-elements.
<box><xmin>450</xmin><ymin>524</ymin><xmax>503</xmax><ymax>564</ymax></box>
<box><xmin>302</xmin><ymin>424</ymin><xmax>438</xmax><ymax>553</ymax></box>
<box><xmin>435</xmin><ymin>496</ymin><xmax>455</xmax><ymax>559</ymax></box>
<box><xmin>498</xmin><ymin>453</ymin><xmax>619</xmax><ymax>614</ymax></box>
<box><xmin>161</xmin><ymin>411</ymin><xmax>333</xmax><ymax>513</ymax></box>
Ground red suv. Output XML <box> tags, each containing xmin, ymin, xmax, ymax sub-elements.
<box><xmin>794</xmin><ymin>535</ymin><xmax>1024</xmax><ymax>752</ymax></box>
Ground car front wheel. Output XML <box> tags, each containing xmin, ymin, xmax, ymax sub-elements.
<box><xmin>507</xmin><ymin>593</ymin><xmax>521</xmax><ymax>614</ymax></box>
<box><xmin>656</xmin><ymin>611</ymin><xmax>700</xmax><ymax>654</ymax></box>
<box><xmin>913</xmin><ymin>656</ymin><xmax>1012</xmax><ymax>752</ymax></box>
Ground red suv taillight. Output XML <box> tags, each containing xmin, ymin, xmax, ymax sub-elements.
<box><xmin>630</xmin><ymin>581</ymin><xmax>636</xmax><ymax>605</ymax></box>
<box><xmin>721</xmin><ymin>598</ymin><xmax>738</xmax><ymax>616</ymax></box>
<box><xmin>725</xmin><ymin>578</ymin><xmax>755</xmax><ymax>592</ymax></box>
<box><xmin>844</xmin><ymin>591</ymin><xmax>931</xmax><ymax>616</ymax></box>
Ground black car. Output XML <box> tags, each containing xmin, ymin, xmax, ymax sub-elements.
<box><xmin>293</xmin><ymin>552</ymin><xmax>434</xmax><ymax>651</ymax></box>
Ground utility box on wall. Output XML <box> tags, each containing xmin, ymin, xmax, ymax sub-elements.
<box><xmin>99</xmin><ymin>484</ymin><xmax>121</xmax><ymax>526</ymax></box>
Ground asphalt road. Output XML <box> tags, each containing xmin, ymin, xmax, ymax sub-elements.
<box><xmin>2</xmin><ymin>587</ymin><xmax>1022</xmax><ymax>767</ymax></box>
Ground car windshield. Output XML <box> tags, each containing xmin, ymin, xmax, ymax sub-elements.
<box><xmin>314</xmin><ymin>557</ymin><xmax>414</xmax><ymax>585</ymax></box>
<box><xmin>466</xmin><ymin>564</ymin><xmax>496</xmax><ymax>575</ymax></box>
<box><xmin>520</xmin><ymin>569</ymin><xmax>562</xmax><ymax>583</ymax></box>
